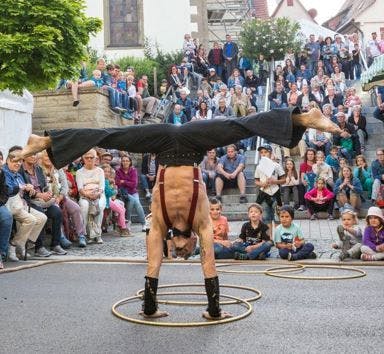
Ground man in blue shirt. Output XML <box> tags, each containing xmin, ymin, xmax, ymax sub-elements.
<box><xmin>215</xmin><ymin>144</ymin><xmax>247</xmax><ymax>203</ymax></box>
<box><xmin>373</xmin><ymin>86</ymin><xmax>384</xmax><ymax>123</ymax></box>
<box><xmin>371</xmin><ymin>148</ymin><xmax>384</xmax><ymax>203</ymax></box>
<box><xmin>304</xmin><ymin>34</ymin><xmax>320</xmax><ymax>75</ymax></box>
<box><xmin>223</xmin><ymin>34</ymin><xmax>239</xmax><ymax>82</ymax></box>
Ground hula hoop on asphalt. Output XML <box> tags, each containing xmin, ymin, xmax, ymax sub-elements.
<box><xmin>135</xmin><ymin>283</ymin><xmax>262</xmax><ymax>305</ymax></box>
<box><xmin>264</xmin><ymin>264</ymin><xmax>366</xmax><ymax>280</ymax></box>
<box><xmin>216</xmin><ymin>263</ymin><xmax>305</xmax><ymax>275</ymax></box>
<box><xmin>111</xmin><ymin>293</ymin><xmax>252</xmax><ymax>327</ymax></box>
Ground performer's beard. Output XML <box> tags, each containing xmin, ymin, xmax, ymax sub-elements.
<box><xmin>172</xmin><ymin>236</ymin><xmax>197</xmax><ymax>260</ymax></box>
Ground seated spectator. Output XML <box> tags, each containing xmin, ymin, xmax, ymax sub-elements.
<box><xmin>215</xmin><ymin>144</ymin><xmax>247</xmax><ymax>204</ymax></box>
<box><xmin>168</xmin><ymin>65</ymin><xmax>185</xmax><ymax>94</ymax></box>
<box><xmin>76</xmin><ymin>149</ymin><xmax>106</xmax><ymax>244</ymax></box>
<box><xmin>255</xmin><ymin>144</ymin><xmax>285</xmax><ymax>230</ymax></box>
<box><xmin>325</xmin><ymin>145</ymin><xmax>341</xmax><ymax>181</ymax></box>
<box><xmin>334</xmin><ymin>166</ymin><xmax>363</xmax><ymax>211</ymax></box>
<box><xmin>244</xmin><ymin>69</ymin><xmax>259</xmax><ymax>96</ymax></box>
<box><xmin>268</xmin><ymin>82</ymin><xmax>288</xmax><ymax>109</ymax></box>
<box><xmin>200</xmin><ymin>149</ymin><xmax>218</xmax><ymax>195</ymax></box>
<box><xmin>323</xmin><ymin>85</ymin><xmax>344</xmax><ymax>114</ymax></box>
<box><xmin>274</xmin><ymin>206</ymin><xmax>316</xmax><ymax>260</ymax></box>
<box><xmin>101</xmin><ymin>164</ymin><xmax>130</xmax><ymax>237</ymax></box>
<box><xmin>296</xmin><ymin>64</ymin><xmax>312</xmax><ymax>82</ymax></box>
<box><xmin>231</xmin><ymin>85</ymin><xmax>250</xmax><ymax>117</ymax></box>
<box><xmin>227</xmin><ymin>68</ymin><xmax>245</xmax><ymax>89</ymax></box>
<box><xmin>233</xmin><ymin>203</ymin><xmax>272</xmax><ymax>260</ymax></box>
<box><xmin>344</xmin><ymin>87</ymin><xmax>362</xmax><ymax>117</ymax></box>
<box><xmin>286</xmin><ymin>82</ymin><xmax>301</xmax><ymax>107</ymax></box>
<box><xmin>373</xmin><ymin>85</ymin><xmax>384</xmax><ymax>123</ymax></box>
<box><xmin>281</xmin><ymin>158</ymin><xmax>300</xmax><ymax>210</ymax></box>
<box><xmin>40</xmin><ymin>151</ymin><xmax>85</xmax><ymax>248</ymax></box>
<box><xmin>176</xmin><ymin>89</ymin><xmax>193</xmax><ymax>121</ymax></box>
<box><xmin>213</xmin><ymin>84</ymin><xmax>231</xmax><ymax>107</ymax></box>
<box><xmin>300</xmin><ymin>148</ymin><xmax>316</xmax><ymax>192</ymax></box>
<box><xmin>307</xmin><ymin>126</ymin><xmax>332</xmax><ymax>156</ymax></box>
<box><xmin>3</xmin><ymin>147</ymin><xmax>47</xmax><ymax>260</ymax></box>
<box><xmin>322</xmin><ymin>37</ymin><xmax>338</xmax><ymax>74</ymax></box>
<box><xmin>192</xmin><ymin>101</ymin><xmax>212</xmax><ymax>120</ymax></box>
<box><xmin>348</xmin><ymin>105</ymin><xmax>367</xmax><ymax>153</ymax></box>
<box><xmin>353</xmin><ymin>154</ymin><xmax>373</xmax><ymax>200</ymax></box>
<box><xmin>310</xmin><ymin>83</ymin><xmax>324</xmax><ymax>106</ymax></box>
<box><xmin>333</xmin><ymin>111</ymin><xmax>359</xmax><ymax>164</ymax></box>
<box><xmin>209</xmin><ymin>198</ymin><xmax>233</xmax><ymax>259</ymax></box>
<box><xmin>166</xmin><ymin>104</ymin><xmax>188</xmax><ymax>125</ymax></box>
<box><xmin>312</xmin><ymin>151</ymin><xmax>334</xmax><ymax>189</ymax></box>
<box><xmin>310</xmin><ymin>68</ymin><xmax>327</xmax><ymax>92</ymax></box>
<box><xmin>371</xmin><ymin>148</ymin><xmax>384</xmax><ymax>205</ymax></box>
<box><xmin>0</xmin><ymin>168</ymin><xmax>13</xmax><ymax>268</ymax></box>
<box><xmin>66</xmin><ymin>62</ymin><xmax>90</xmax><ymax>106</ymax></box>
<box><xmin>212</xmin><ymin>98</ymin><xmax>234</xmax><ymax>118</ymax></box>
<box><xmin>207</xmin><ymin>68</ymin><xmax>221</xmax><ymax>88</ymax></box>
<box><xmin>304</xmin><ymin>177</ymin><xmax>335</xmax><ymax>220</ymax></box>
<box><xmin>360</xmin><ymin>207</ymin><xmax>384</xmax><ymax>261</ymax></box>
<box><xmin>115</xmin><ymin>155</ymin><xmax>146</xmax><ymax>232</ymax></box>
<box><xmin>322</xmin><ymin>103</ymin><xmax>334</xmax><ymax>123</ymax></box>
<box><xmin>331</xmin><ymin>65</ymin><xmax>346</xmax><ymax>94</ymax></box>
<box><xmin>137</xmin><ymin>75</ymin><xmax>158</xmax><ymax>120</ymax></box>
<box><xmin>140</xmin><ymin>153</ymin><xmax>158</xmax><ymax>200</ymax></box>
<box><xmin>331</xmin><ymin>206</ymin><xmax>362</xmax><ymax>261</ymax></box>
<box><xmin>296</xmin><ymin>84</ymin><xmax>316</xmax><ymax>112</ymax></box>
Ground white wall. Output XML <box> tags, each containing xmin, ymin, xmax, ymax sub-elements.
<box><xmin>86</xmin><ymin>0</ymin><xmax>191</xmax><ymax>60</ymax></box>
<box><xmin>356</xmin><ymin>1</ymin><xmax>384</xmax><ymax>45</ymax></box>
<box><xmin>0</xmin><ymin>90</ymin><xmax>33</xmax><ymax>159</ymax></box>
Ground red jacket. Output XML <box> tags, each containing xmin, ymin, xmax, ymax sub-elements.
<box><xmin>304</xmin><ymin>187</ymin><xmax>334</xmax><ymax>201</ymax></box>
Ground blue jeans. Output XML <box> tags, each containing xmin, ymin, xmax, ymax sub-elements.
<box><xmin>270</xmin><ymin>102</ymin><xmax>288</xmax><ymax>109</ymax></box>
<box><xmin>128</xmin><ymin>193</ymin><xmax>145</xmax><ymax>225</ymax></box>
<box><xmin>232</xmin><ymin>241</ymin><xmax>272</xmax><ymax>260</ymax></box>
<box><xmin>214</xmin><ymin>243</ymin><xmax>234</xmax><ymax>259</ymax></box>
<box><xmin>279</xmin><ymin>243</ymin><xmax>314</xmax><ymax>260</ymax></box>
<box><xmin>0</xmin><ymin>205</ymin><xmax>13</xmax><ymax>258</ymax></box>
<box><xmin>211</xmin><ymin>64</ymin><xmax>223</xmax><ymax>79</ymax></box>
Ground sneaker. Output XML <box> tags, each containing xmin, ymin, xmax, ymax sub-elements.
<box><xmin>51</xmin><ymin>245</ymin><xmax>67</xmax><ymax>256</ymax></box>
<box><xmin>78</xmin><ymin>235</ymin><xmax>87</xmax><ymax>248</ymax></box>
<box><xmin>145</xmin><ymin>192</ymin><xmax>152</xmax><ymax>200</ymax></box>
<box><xmin>287</xmin><ymin>252</ymin><xmax>294</xmax><ymax>261</ymax></box>
<box><xmin>234</xmin><ymin>252</ymin><xmax>248</xmax><ymax>260</ymax></box>
<box><xmin>16</xmin><ymin>246</ymin><xmax>32</xmax><ymax>260</ymax></box>
<box><xmin>120</xmin><ymin>228</ymin><xmax>131</xmax><ymax>237</ymax></box>
<box><xmin>307</xmin><ymin>252</ymin><xmax>317</xmax><ymax>259</ymax></box>
<box><xmin>310</xmin><ymin>214</ymin><xmax>317</xmax><ymax>221</ymax></box>
<box><xmin>95</xmin><ymin>236</ymin><xmax>103</xmax><ymax>244</ymax></box>
<box><xmin>298</xmin><ymin>205</ymin><xmax>306</xmax><ymax>211</ymax></box>
<box><xmin>60</xmin><ymin>234</ymin><xmax>72</xmax><ymax>249</ymax></box>
<box><xmin>35</xmin><ymin>247</ymin><xmax>51</xmax><ymax>258</ymax></box>
<box><xmin>339</xmin><ymin>251</ymin><xmax>349</xmax><ymax>261</ymax></box>
<box><xmin>7</xmin><ymin>245</ymin><xmax>19</xmax><ymax>262</ymax></box>
<box><xmin>257</xmin><ymin>252</ymin><xmax>266</xmax><ymax>260</ymax></box>
<box><xmin>239</xmin><ymin>195</ymin><xmax>248</xmax><ymax>204</ymax></box>
<box><xmin>361</xmin><ymin>253</ymin><xmax>375</xmax><ymax>261</ymax></box>
<box><xmin>328</xmin><ymin>214</ymin><xmax>334</xmax><ymax>220</ymax></box>
<box><xmin>0</xmin><ymin>260</ymin><xmax>3</xmax><ymax>269</ymax></box>
<box><xmin>141</xmin><ymin>225</ymin><xmax>146</xmax><ymax>232</ymax></box>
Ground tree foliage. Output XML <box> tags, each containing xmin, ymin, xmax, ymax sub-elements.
<box><xmin>0</xmin><ymin>0</ymin><xmax>102</xmax><ymax>93</ymax></box>
<box><xmin>239</xmin><ymin>17</ymin><xmax>303</xmax><ymax>62</ymax></box>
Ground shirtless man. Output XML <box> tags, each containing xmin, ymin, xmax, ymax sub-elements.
<box><xmin>17</xmin><ymin>108</ymin><xmax>341</xmax><ymax>320</ymax></box>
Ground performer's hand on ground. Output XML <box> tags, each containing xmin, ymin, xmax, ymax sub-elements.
<box><xmin>202</xmin><ymin>311</ymin><xmax>233</xmax><ymax>320</ymax></box>
<box><xmin>139</xmin><ymin>310</ymin><xmax>169</xmax><ymax>318</ymax></box>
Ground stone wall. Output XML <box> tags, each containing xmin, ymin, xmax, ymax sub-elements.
<box><xmin>32</xmin><ymin>88</ymin><xmax>132</xmax><ymax>136</ymax></box>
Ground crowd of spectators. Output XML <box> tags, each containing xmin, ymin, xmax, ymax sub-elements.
<box><xmin>1</xmin><ymin>29</ymin><xmax>384</xmax><ymax>269</ymax></box>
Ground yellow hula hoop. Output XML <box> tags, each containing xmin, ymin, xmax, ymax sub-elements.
<box><xmin>111</xmin><ymin>293</ymin><xmax>252</xmax><ymax>327</ymax></box>
<box><xmin>135</xmin><ymin>283</ymin><xmax>262</xmax><ymax>305</ymax></box>
<box><xmin>264</xmin><ymin>264</ymin><xmax>367</xmax><ymax>280</ymax></box>
<box><xmin>216</xmin><ymin>263</ymin><xmax>305</xmax><ymax>275</ymax></box>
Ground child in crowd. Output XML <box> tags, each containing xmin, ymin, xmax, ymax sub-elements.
<box><xmin>274</xmin><ymin>205</ymin><xmax>316</xmax><ymax>261</ymax></box>
<box><xmin>209</xmin><ymin>197</ymin><xmax>233</xmax><ymax>259</ymax></box>
<box><xmin>281</xmin><ymin>158</ymin><xmax>300</xmax><ymax>210</ymax></box>
<box><xmin>338</xmin><ymin>158</ymin><xmax>349</xmax><ymax>178</ymax></box>
<box><xmin>91</xmin><ymin>69</ymin><xmax>104</xmax><ymax>88</ymax></box>
<box><xmin>233</xmin><ymin>203</ymin><xmax>273</xmax><ymax>260</ymax></box>
<box><xmin>360</xmin><ymin>207</ymin><xmax>384</xmax><ymax>261</ymax></box>
<box><xmin>101</xmin><ymin>164</ymin><xmax>130</xmax><ymax>237</ymax></box>
<box><xmin>312</xmin><ymin>150</ymin><xmax>334</xmax><ymax>189</ymax></box>
<box><xmin>325</xmin><ymin>145</ymin><xmax>340</xmax><ymax>181</ymax></box>
<box><xmin>331</xmin><ymin>205</ymin><xmax>362</xmax><ymax>261</ymax></box>
<box><xmin>304</xmin><ymin>177</ymin><xmax>335</xmax><ymax>220</ymax></box>
<box><xmin>353</xmin><ymin>155</ymin><xmax>373</xmax><ymax>199</ymax></box>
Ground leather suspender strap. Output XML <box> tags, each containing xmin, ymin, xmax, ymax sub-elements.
<box><xmin>159</xmin><ymin>168</ymin><xmax>172</xmax><ymax>228</ymax></box>
<box><xmin>187</xmin><ymin>166</ymin><xmax>199</xmax><ymax>227</ymax></box>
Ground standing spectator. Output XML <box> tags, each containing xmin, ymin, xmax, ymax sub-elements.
<box><xmin>115</xmin><ymin>155</ymin><xmax>146</xmax><ymax>232</ymax></box>
<box><xmin>0</xmin><ymin>168</ymin><xmax>13</xmax><ymax>268</ymax></box>
<box><xmin>182</xmin><ymin>33</ymin><xmax>196</xmax><ymax>61</ymax></box>
<box><xmin>379</xmin><ymin>31</ymin><xmax>384</xmax><ymax>53</ymax></box>
<box><xmin>208</xmin><ymin>41</ymin><xmax>224</xmax><ymax>79</ymax></box>
<box><xmin>366</xmin><ymin>32</ymin><xmax>381</xmax><ymax>67</ymax></box>
<box><xmin>360</xmin><ymin>207</ymin><xmax>384</xmax><ymax>261</ymax></box>
<box><xmin>137</xmin><ymin>75</ymin><xmax>158</xmax><ymax>120</ymax></box>
<box><xmin>334</xmin><ymin>166</ymin><xmax>363</xmax><ymax>210</ymax></box>
<box><xmin>76</xmin><ymin>149</ymin><xmax>106</xmax><ymax>244</ymax></box>
<box><xmin>255</xmin><ymin>144</ymin><xmax>285</xmax><ymax>230</ymax></box>
<box><xmin>223</xmin><ymin>34</ymin><xmax>239</xmax><ymax>82</ymax></box>
<box><xmin>351</xmin><ymin>43</ymin><xmax>362</xmax><ymax>80</ymax></box>
<box><xmin>373</xmin><ymin>86</ymin><xmax>384</xmax><ymax>123</ymax></box>
<box><xmin>237</xmin><ymin>49</ymin><xmax>252</xmax><ymax>77</ymax></box>
<box><xmin>140</xmin><ymin>153</ymin><xmax>159</xmax><ymax>200</ymax></box>
<box><xmin>304</xmin><ymin>177</ymin><xmax>335</xmax><ymax>220</ymax></box>
<box><xmin>371</xmin><ymin>148</ymin><xmax>384</xmax><ymax>205</ymax></box>
<box><xmin>256</xmin><ymin>54</ymin><xmax>269</xmax><ymax>95</ymax></box>
<box><xmin>304</xmin><ymin>34</ymin><xmax>321</xmax><ymax>74</ymax></box>
<box><xmin>215</xmin><ymin>144</ymin><xmax>247</xmax><ymax>203</ymax></box>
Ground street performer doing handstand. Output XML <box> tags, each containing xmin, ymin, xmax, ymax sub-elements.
<box><xmin>17</xmin><ymin>107</ymin><xmax>341</xmax><ymax>320</ymax></box>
